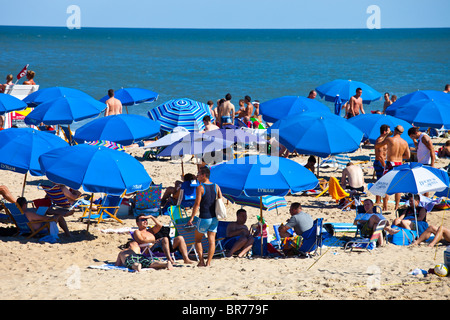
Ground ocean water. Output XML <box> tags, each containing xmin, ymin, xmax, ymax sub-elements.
<box><xmin>0</xmin><ymin>26</ymin><xmax>449</xmax><ymax>129</ymax></box>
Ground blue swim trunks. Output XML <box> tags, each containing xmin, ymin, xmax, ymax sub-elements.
<box><xmin>221</xmin><ymin>116</ymin><xmax>232</xmax><ymax>124</ymax></box>
<box><xmin>373</xmin><ymin>160</ymin><xmax>384</xmax><ymax>180</ymax></box>
<box><xmin>196</xmin><ymin>217</ymin><xmax>218</xmax><ymax>234</ymax></box>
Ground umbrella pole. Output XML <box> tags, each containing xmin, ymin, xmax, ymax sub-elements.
<box><xmin>86</xmin><ymin>193</ymin><xmax>94</xmax><ymax>233</ymax></box>
<box><xmin>181</xmin><ymin>160</ymin><xmax>185</xmax><ymax>177</ymax></box>
<box><xmin>260</xmin><ymin>196</ymin><xmax>263</xmax><ymax>257</ymax></box>
<box><xmin>413</xmin><ymin>200</ymin><xmax>419</xmax><ymax>239</ymax></box>
<box><xmin>21</xmin><ymin>172</ymin><xmax>28</xmax><ymax>197</ymax></box>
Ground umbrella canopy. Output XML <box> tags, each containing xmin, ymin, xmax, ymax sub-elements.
<box><xmin>143</xmin><ymin>126</ymin><xmax>190</xmax><ymax>149</ymax></box>
<box><xmin>148</xmin><ymin>98</ymin><xmax>214</xmax><ymax>133</ymax></box>
<box><xmin>267</xmin><ymin>112</ymin><xmax>364</xmax><ymax>158</ymax></box>
<box><xmin>346</xmin><ymin>113</ymin><xmax>414</xmax><ymax>146</ymax></box>
<box><xmin>259</xmin><ymin>96</ymin><xmax>331</xmax><ymax>123</ymax></box>
<box><xmin>204</xmin><ymin>128</ymin><xmax>263</xmax><ymax>144</ymax></box>
<box><xmin>368</xmin><ymin>162</ymin><xmax>449</xmax><ymax>196</ymax></box>
<box><xmin>39</xmin><ymin>144</ymin><xmax>151</xmax><ymax>195</ymax></box>
<box><xmin>223</xmin><ymin>194</ymin><xmax>287</xmax><ymax>212</ymax></box>
<box><xmin>99</xmin><ymin>88</ymin><xmax>158</xmax><ymax>106</ymax></box>
<box><xmin>0</xmin><ymin>128</ymin><xmax>68</xmax><ymax>176</ymax></box>
<box><xmin>315</xmin><ymin>79</ymin><xmax>381</xmax><ymax>104</ymax></box>
<box><xmin>24</xmin><ymin>96</ymin><xmax>106</xmax><ymax>126</ymax></box>
<box><xmin>157</xmin><ymin>132</ymin><xmax>234</xmax><ymax>158</ymax></box>
<box><xmin>385</xmin><ymin>90</ymin><xmax>450</xmax><ymax>129</ymax></box>
<box><xmin>85</xmin><ymin>140</ymin><xmax>126</xmax><ymax>151</ymax></box>
<box><xmin>23</xmin><ymin>86</ymin><xmax>96</xmax><ymax>107</ymax></box>
<box><xmin>210</xmin><ymin>155</ymin><xmax>319</xmax><ymax>197</ymax></box>
<box><xmin>0</xmin><ymin>93</ymin><xmax>28</xmax><ymax>114</ymax></box>
<box><xmin>73</xmin><ymin>114</ymin><xmax>161</xmax><ymax>145</ymax></box>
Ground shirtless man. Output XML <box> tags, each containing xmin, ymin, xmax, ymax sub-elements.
<box><xmin>225</xmin><ymin>209</ymin><xmax>254</xmax><ymax>258</ymax></box>
<box><xmin>133</xmin><ymin>214</ymin><xmax>194</xmax><ymax>264</ymax></box>
<box><xmin>104</xmin><ymin>89</ymin><xmax>122</xmax><ymax>116</ymax></box>
<box><xmin>340</xmin><ymin>162</ymin><xmax>364</xmax><ymax>192</ymax></box>
<box><xmin>374</xmin><ymin>125</ymin><xmax>389</xmax><ymax>209</ymax></box>
<box><xmin>218</xmin><ymin>93</ymin><xmax>235</xmax><ymax>127</ymax></box>
<box><xmin>375</xmin><ymin>125</ymin><xmax>411</xmax><ymax>210</ymax></box>
<box><xmin>202</xmin><ymin>115</ymin><xmax>219</xmax><ymax>132</ymax></box>
<box><xmin>381</xmin><ymin>92</ymin><xmax>392</xmax><ymax>114</ymax></box>
<box><xmin>242</xmin><ymin>95</ymin><xmax>254</xmax><ymax>126</ymax></box>
<box><xmin>115</xmin><ymin>241</ymin><xmax>172</xmax><ymax>272</ymax></box>
<box><xmin>17</xmin><ymin>197</ymin><xmax>72</xmax><ymax>237</ymax></box>
<box><xmin>346</xmin><ymin>88</ymin><xmax>365</xmax><ymax>119</ymax></box>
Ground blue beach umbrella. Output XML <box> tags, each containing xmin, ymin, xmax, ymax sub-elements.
<box><xmin>267</xmin><ymin>112</ymin><xmax>364</xmax><ymax>158</ymax></box>
<box><xmin>23</xmin><ymin>86</ymin><xmax>96</xmax><ymax>107</ymax></box>
<box><xmin>24</xmin><ymin>96</ymin><xmax>106</xmax><ymax>126</ymax></box>
<box><xmin>73</xmin><ymin>114</ymin><xmax>161</xmax><ymax>145</ymax></box>
<box><xmin>346</xmin><ymin>113</ymin><xmax>414</xmax><ymax>146</ymax></box>
<box><xmin>0</xmin><ymin>128</ymin><xmax>68</xmax><ymax>195</ymax></box>
<box><xmin>99</xmin><ymin>88</ymin><xmax>158</xmax><ymax>106</ymax></box>
<box><xmin>385</xmin><ymin>90</ymin><xmax>450</xmax><ymax>129</ymax></box>
<box><xmin>210</xmin><ymin>154</ymin><xmax>318</xmax><ymax>253</ymax></box>
<box><xmin>0</xmin><ymin>93</ymin><xmax>28</xmax><ymax>114</ymax></box>
<box><xmin>259</xmin><ymin>96</ymin><xmax>331</xmax><ymax>123</ymax></box>
<box><xmin>39</xmin><ymin>144</ymin><xmax>151</xmax><ymax>195</ymax></box>
<box><xmin>315</xmin><ymin>79</ymin><xmax>381</xmax><ymax>104</ymax></box>
<box><xmin>39</xmin><ymin>143</ymin><xmax>151</xmax><ymax>231</ymax></box>
<box><xmin>210</xmin><ymin>155</ymin><xmax>318</xmax><ymax>198</ymax></box>
<box><xmin>148</xmin><ymin>98</ymin><xmax>214</xmax><ymax>133</ymax></box>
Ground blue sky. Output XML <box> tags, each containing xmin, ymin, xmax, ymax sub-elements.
<box><xmin>1</xmin><ymin>0</ymin><xmax>449</xmax><ymax>29</ymax></box>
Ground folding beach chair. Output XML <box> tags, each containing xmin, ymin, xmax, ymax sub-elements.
<box><xmin>81</xmin><ymin>191</ymin><xmax>126</xmax><ymax>224</ymax></box>
<box><xmin>133</xmin><ymin>184</ymin><xmax>162</xmax><ymax>217</ymax></box>
<box><xmin>39</xmin><ymin>183</ymin><xmax>88</xmax><ymax>210</ymax></box>
<box><xmin>60</xmin><ymin>126</ymin><xmax>77</xmax><ymax>146</ymax></box>
<box><xmin>344</xmin><ymin>219</ymin><xmax>387</xmax><ymax>252</ymax></box>
<box><xmin>354</xmin><ymin>204</ymin><xmax>384</xmax><ymax>237</ymax></box>
<box><xmin>129</xmin><ymin>228</ymin><xmax>175</xmax><ymax>262</ymax></box>
<box><xmin>176</xmin><ymin>180</ymin><xmax>198</xmax><ymax>209</ymax></box>
<box><xmin>172</xmin><ymin>217</ymin><xmax>225</xmax><ymax>260</ymax></box>
<box><xmin>0</xmin><ymin>201</ymin><xmax>52</xmax><ymax>239</ymax></box>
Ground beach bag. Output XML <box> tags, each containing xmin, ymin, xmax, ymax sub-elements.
<box><xmin>215</xmin><ymin>184</ymin><xmax>227</xmax><ymax>220</ymax></box>
<box><xmin>387</xmin><ymin>226</ymin><xmax>416</xmax><ymax>246</ymax></box>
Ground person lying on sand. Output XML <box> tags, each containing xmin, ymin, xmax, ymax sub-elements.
<box><xmin>115</xmin><ymin>241</ymin><xmax>173</xmax><ymax>272</ymax></box>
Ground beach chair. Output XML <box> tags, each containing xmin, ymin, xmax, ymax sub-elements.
<box><xmin>39</xmin><ymin>183</ymin><xmax>87</xmax><ymax>210</ymax></box>
<box><xmin>133</xmin><ymin>184</ymin><xmax>163</xmax><ymax>217</ymax></box>
<box><xmin>129</xmin><ymin>228</ymin><xmax>175</xmax><ymax>262</ymax></box>
<box><xmin>333</xmin><ymin>153</ymin><xmax>351</xmax><ymax>171</ymax></box>
<box><xmin>168</xmin><ymin>205</ymin><xmax>188</xmax><ymax>236</ymax></box>
<box><xmin>172</xmin><ymin>217</ymin><xmax>225</xmax><ymax>260</ymax></box>
<box><xmin>60</xmin><ymin>126</ymin><xmax>77</xmax><ymax>145</ymax></box>
<box><xmin>298</xmin><ymin>218</ymin><xmax>324</xmax><ymax>256</ymax></box>
<box><xmin>176</xmin><ymin>180</ymin><xmax>199</xmax><ymax>209</ymax></box>
<box><xmin>81</xmin><ymin>191</ymin><xmax>125</xmax><ymax>224</ymax></box>
<box><xmin>0</xmin><ymin>201</ymin><xmax>52</xmax><ymax>239</ymax></box>
<box><xmin>315</xmin><ymin>176</ymin><xmax>350</xmax><ymax>201</ymax></box>
<box><xmin>344</xmin><ymin>219</ymin><xmax>387</xmax><ymax>252</ymax></box>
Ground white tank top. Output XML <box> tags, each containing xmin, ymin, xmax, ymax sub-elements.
<box><xmin>417</xmin><ymin>133</ymin><xmax>431</xmax><ymax>164</ymax></box>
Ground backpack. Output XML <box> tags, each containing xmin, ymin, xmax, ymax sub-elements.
<box><xmin>387</xmin><ymin>226</ymin><xmax>416</xmax><ymax>246</ymax></box>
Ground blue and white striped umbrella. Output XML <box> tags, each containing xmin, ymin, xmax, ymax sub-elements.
<box><xmin>148</xmin><ymin>98</ymin><xmax>214</xmax><ymax>133</ymax></box>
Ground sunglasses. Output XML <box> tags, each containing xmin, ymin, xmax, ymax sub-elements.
<box><xmin>138</xmin><ymin>218</ymin><xmax>148</xmax><ymax>222</ymax></box>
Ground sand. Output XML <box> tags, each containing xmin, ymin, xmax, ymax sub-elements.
<box><xmin>0</xmin><ymin>137</ymin><xmax>449</xmax><ymax>301</ymax></box>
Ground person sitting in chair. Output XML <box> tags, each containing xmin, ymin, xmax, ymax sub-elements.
<box><xmin>225</xmin><ymin>209</ymin><xmax>255</xmax><ymax>258</ymax></box>
<box><xmin>17</xmin><ymin>197</ymin><xmax>72</xmax><ymax>237</ymax></box>
<box><xmin>354</xmin><ymin>199</ymin><xmax>398</xmax><ymax>246</ymax></box>
<box><xmin>340</xmin><ymin>162</ymin><xmax>364</xmax><ymax>192</ymax></box>
<box><xmin>132</xmin><ymin>214</ymin><xmax>194</xmax><ymax>264</ymax></box>
<box><xmin>393</xmin><ymin>194</ymin><xmax>427</xmax><ymax>231</ymax></box>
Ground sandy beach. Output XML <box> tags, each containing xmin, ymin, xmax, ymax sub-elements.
<box><xmin>0</xmin><ymin>137</ymin><xmax>449</xmax><ymax>301</ymax></box>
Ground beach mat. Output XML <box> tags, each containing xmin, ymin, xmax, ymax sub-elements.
<box><xmin>88</xmin><ymin>264</ymin><xmax>153</xmax><ymax>272</ymax></box>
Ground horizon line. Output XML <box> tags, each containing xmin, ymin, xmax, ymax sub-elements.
<box><xmin>1</xmin><ymin>25</ymin><xmax>450</xmax><ymax>31</ymax></box>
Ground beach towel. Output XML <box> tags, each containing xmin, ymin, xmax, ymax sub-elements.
<box><xmin>328</xmin><ymin>177</ymin><xmax>349</xmax><ymax>202</ymax></box>
<box><xmin>88</xmin><ymin>264</ymin><xmax>152</xmax><ymax>272</ymax></box>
